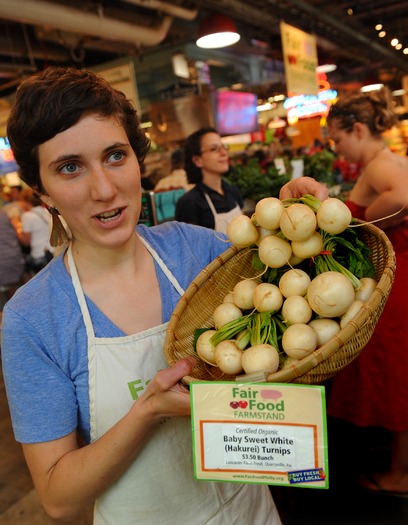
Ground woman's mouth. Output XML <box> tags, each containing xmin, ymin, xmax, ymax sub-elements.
<box><xmin>96</xmin><ymin>208</ymin><xmax>122</xmax><ymax>223</ymax></box>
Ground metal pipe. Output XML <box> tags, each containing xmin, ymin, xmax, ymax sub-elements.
<box><xmin>0</xmin><ymin>0</ymin><xmax>173</xmax><ymax>47</ymax></box>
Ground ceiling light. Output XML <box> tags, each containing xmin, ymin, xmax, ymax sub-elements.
<box><xmin>316</xmin><ymin>64</ymin><xmax>337</xmax><ymax>73</ymax></box>
<box><xmin>361</xmin><ymin>83</ymin><xmax>384</xmax><ymax>93</ymax></box>
<box><xmin>396</xmin><ymin>43</ymin><xmax>402</xmax><ymax>50</ymax></box>
<box><xmin>375</xmin><ymin>24</ymin><xmax>383</xmax><ymax>31</ymax></box>
<box><xmin>392</xmin><ymin>89</ymin><xmax>406</xmax><ymax>97</ymax></box>
<box><xmin>378</xmin><ymin>31</ymin><xmax>386</xmax><ymax>38</ymax></box>
<box><xmin>196</xmin><ymin>13</ymin><xmax>240</xmax><ymax>49</ymax></box>
<box><xmin>391</xmin><ymin>38</ymin><xmax>399</xmax><ymax>47</ymax></box>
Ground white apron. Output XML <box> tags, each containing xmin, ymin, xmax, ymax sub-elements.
<box><xmin>204</xmin><ymin>192</ymin><xmax>242</xmax><ymax>234</ymax></box>
<box><xmin>68</xmin><ymin>241</ymin><xmax>280</xmax><ymax>525</ymax></box>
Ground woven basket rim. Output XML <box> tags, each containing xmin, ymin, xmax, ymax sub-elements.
<box><xmin>164</xmin><ymin>220</ymin><xmax>396</xmax><ymax>384</ymax></box>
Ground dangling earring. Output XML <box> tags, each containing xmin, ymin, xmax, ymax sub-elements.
<box><xmin>47</xmin><ymin>206</ymin><xmax>70</xmax><ymax>247</ymax></box>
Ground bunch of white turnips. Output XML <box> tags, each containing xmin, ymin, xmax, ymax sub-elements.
<box><xmin>196</xmin><ymin>195</ymin><xmax>378</xmax><ymax>377</ymax></box>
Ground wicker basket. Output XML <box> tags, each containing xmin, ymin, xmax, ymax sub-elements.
<box><xmin>164</xmin><ymin>221</ymin><xmax>396</xmax><ymax>385</ymax></box>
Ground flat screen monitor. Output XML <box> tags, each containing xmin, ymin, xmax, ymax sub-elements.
<box><xmin>215</xmin><ymin>91</ymin><xmax>259</xmax><ymax>136</ymax></box>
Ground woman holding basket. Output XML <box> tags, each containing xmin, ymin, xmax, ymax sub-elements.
<box><xmin>1</xmin><ymin>66</ymin><xmax>285</xmax><ymax>524</ymax></box>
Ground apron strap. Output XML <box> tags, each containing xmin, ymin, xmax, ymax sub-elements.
<box><xmin>67</xmin><ymin>246</ymin><xmax>96</xmax><ymax>340</ymax></box>
<box><xmin>204</xmin><ymin>192</ymin><xmax>218</xmax><ymax>221</ymax></box>
<box><xmin>138</xmin><ymin>235</ymin><xmax>185</xmax><ymax>297</ymax></box>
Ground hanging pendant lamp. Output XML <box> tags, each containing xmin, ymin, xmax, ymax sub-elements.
<box><xmin>196</xmin><ymin>13</ymin><xmax>241</xmax><ymax>49</ymax></box>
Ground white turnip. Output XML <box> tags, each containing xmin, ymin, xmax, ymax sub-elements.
<box><xmin>241</xmin><ymin>344</ymin><xmax>280</xmax><ymax>374</ymax></box>
<box><xmin>279</xmin><ymin>268</ymin><xmax>311</xmax><ymax>298</ymax></box>
<box><xmin>233</xmin><ymin>279</ymin><xmax>258</xmax><ymax>310</ymax></box>
<box><xmin>226</xmin><ymin>215</ymin><xmax>259</xmax><ymax>247</ymax></box>
<box><xmin>213</xmin><ymin>302</ymin><xmax>243</xmax><ymax>329</ymax></box>
<box><xmin>355</xmin><ymin>277</ymin><xmax>377</xmax><ymax>302</ymax></box>
<box><xmin>282</xmin><ymin>323</ymin><xmax>317</xmax><ymax>359</ymax></box>
<box><xmin>214</xmin><ymin>340</ymin><xmax>244</xmax><ymax>374</ymax></box>
<box><xmin>196</xmin><ymin>330</ymin><xmax>217</xmax><ymax>365</ymax></box>
<box><xmin>307</xmin><ymin>271</ymin><xmax>355</xmax><ymax>318</ymax></box>
<box><xmin>279</xmin><ymin>203</ymin><xmax>317</xmax><ymax>241</ymax></box>
<box><xmin>316</xmin><ymin>198</ymin><xmax>352</xmax><ymax>235</ymax></box>
<box><xmin>281</xmin><ymin>295</ymin><xmax>313</xmax><ymax>325</ymax></box>
<box><xmin>308</xmin><ymin>318</ymin><xmax>341</xmax><ymax>347</ymax></box>
<box><xmin>258</xmin><ymin>234</ymin><xmax>292</xmax><ymax>268</ymax></box>
<box><xmin>291</xmin><ymin>231</ymin><xmax>323</xmax><ymax>259</ymax></box>
<box><xmin>254</xmin><ymin>197</ymin><xmax>284</xmax><ymax>230</ymax></box>
<box><xmin>253</xmin><ymin>282</ymin><xmax>283</xmax><ymax>313</ymax></box>
<box><xmin>340</xmin><ymin>299</ymin><xmax>364</xmax><ymax>328</ymax></box>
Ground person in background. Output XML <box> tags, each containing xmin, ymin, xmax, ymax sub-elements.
<box><xmin>175</xmin><ymin>127</ymin><xmax>243</xmax><ymax>233</ymax></box>
<box><xmin>326</xmin><ymin>87</ymin><xmax>408</xmax><ymax>496</ymax></box>
<box><xmin>154</xmin><ymin>148</ymin><xmax>193</xmax><ymax>192</ymax></box>
<box><xmin>17</xmin><ymin>191</ymin><xmax>54</xmax><ymax>277</ymax></box>
<box><xmin>1</xmin><ymin>66</ymin><xmax>282</xmax><ymax>525</ymax></box>
<box><xmin>0</xmin><ymin>209</ymin><xmax>24</xmax><ymax>307</ymax></box>
<box><xmin>2</xmin><ymin>184</ymin><xmax>32</xmax><ymax>225</ymax></box>
<box><xmin>280</xmin><ymin>89</ymin><xmax>408</xmax><ymax>496</ymax></box>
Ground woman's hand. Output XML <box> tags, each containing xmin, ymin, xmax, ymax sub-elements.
<box><xmin>21</xmin><ymin>357</ymin><xmax>197</xmax><ymax>520</ymax></box>
<box><xmin>279</xmin><ymin>176</ymin><xmax>329</xmax><ymax>201</ymax></box>
<box><xmin>138</xmin><ymin>357</ymin><xmax>196</xmax><ymax>420</ymax></box>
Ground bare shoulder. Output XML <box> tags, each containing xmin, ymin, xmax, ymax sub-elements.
<box><xmin>367</xmin><ymin>152</ymin><xmax>408</xmax><ymax>191</ymax></box>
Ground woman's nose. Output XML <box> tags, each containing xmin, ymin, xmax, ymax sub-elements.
<box><xmin>89</xmin><ymin>167</ymin><xmax>118</xmax><ymax>200</ymax></box>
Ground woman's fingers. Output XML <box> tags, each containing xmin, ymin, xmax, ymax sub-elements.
<box><xmin>280</xmin><ymin>177</ymin><xmax>329</xmax><ymax>201</ymax></box>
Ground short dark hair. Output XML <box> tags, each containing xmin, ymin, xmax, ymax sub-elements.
<box><xmin>184</xmin><ymin>127</ymin><xmax>217</xmax><ymax>184</ymax></box>
<box><xmin>7</xmin><ymin>66</ymin><xmax>150</xmax><ymax>193</ymax></box>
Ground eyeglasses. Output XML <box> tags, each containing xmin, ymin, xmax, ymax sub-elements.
<box><xmin>200</xmin><ymin>143</ymin><xmax>229</xmax><ymax>154</ymax></box>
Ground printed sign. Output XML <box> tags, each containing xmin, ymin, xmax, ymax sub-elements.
<box><xmin>280</xmin><ymin>22</ymin><xmax>318</xmax><ymax>96</ymax></box>
<box><xmin>190</xmin><ymin>381</ymin><xmax>328</xmax><ymax>488</ymax></box>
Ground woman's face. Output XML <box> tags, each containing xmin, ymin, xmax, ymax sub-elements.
<box><xmin>38</xmin><ymin>113</ymin><xmax>141</xmax><ymax>251</ymax></box>
<box><xmin>193</xmin><ymin>132</ymin><xmax>229</xmax><ymax>176</ymax></box>
<box><xmin>328</xmin><ymin>119</ymin><xmax>361</xmax><ymax>163</ymax></box>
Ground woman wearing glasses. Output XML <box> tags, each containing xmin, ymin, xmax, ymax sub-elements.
<box><xmin>175</xmin><ymin>127</ymin><xmax>243</xmax><ymax>233</ymax></box>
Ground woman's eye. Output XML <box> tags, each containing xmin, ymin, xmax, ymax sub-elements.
<box><xmin>109</xmin><ymin>151</ymin><xmax>125</xmax><ymax>162</ymax></box>
<box><xmin>60</xmin><ymin>163</ymin><xmax>78</xmax><ymax>174</ymax></box>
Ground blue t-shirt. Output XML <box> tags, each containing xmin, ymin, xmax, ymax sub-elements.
<box><xmin>1</xmin><ymin>222</ymin><xmax>229</xmax><ymax>444</ymax></box>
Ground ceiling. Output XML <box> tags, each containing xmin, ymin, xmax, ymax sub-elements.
<box><xmin>0</xmin><ymin>0</ymin><xmax>407</xmax><ymax>99</ymax></box>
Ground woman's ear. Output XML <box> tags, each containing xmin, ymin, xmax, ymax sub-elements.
<box><xmin>192</xmin><ymin>154</ymin><xmax>203</xmax><ymax>168</ymax></box>
<box><xmin>353</xmin><ymin>121</ymin><xmax>367</xmax><ymax>139</ymax></box>
<box><xmin>40</xmin><ymin>194</ymin><xmax>54</xmax><ymax>209</ymax></box>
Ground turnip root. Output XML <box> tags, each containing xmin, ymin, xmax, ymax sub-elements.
<box><xmin>214</xmin><ymin>340</ymin><xmax>244</xmax><ymax>374</ymax></box>
<box><xmin>258</xmin><ymin>234</ymin><xmax>292</xmax><ymax>268</ymax></box>
<box><xmin>233</xmin><ymin>279</ymin><xmax>258</xmax><ymax>310</ymax></box>
<box><xmin>355</xmin><ymin>277</ymin><xmax>377</xmax><ymax>302</ymax></box>
<box><xmin>316</xmin><ymin>198</ymin><xmax>352</xmax><ymax>234</ymax></box>
<box><xmin>291</xmin><ymin>231</ymin><xmax>323</xmax><ymax>259</ymax></box>
<box><xmin>223</xmin><ymin>291</ymin><xmax>235</xmax><ymax>304</ymax></box>
<box><xmin>340</xmin><ymin>299</ymin><xmax>364</xmax><ymax>328</ymax></box>
<box><xmin>282</xmin><ymin>323</ymin><xmax>317</xmax><ymax>359</ymax></box>
<box><xmin>254</xmin><ymin>197</ymin><xmax>284</xmax><ymax>230</ymax></box>
<box><xmin>253</xmin><ymin>282</ymin><xmax>283</xmax><ymax>313</ymax></box>
<box><xmin>281</xmin><ymin>356</ymin><xmax>301</xmax><ymax>370</ymax></box>
<box><xmin>256</xmin><ymin>226</ymin><xmax>278</xmax><ymax>246</ymax></box>
<box><xmin>279</xmin><ymin>268</ymin><xmax>311</xmax><ymax>298</ymax></box>
<box><xmin>226</xmin><ymin>215</ymin><xmax>259</xmax><ymax>247</ymax></box>
<box><xmin>196</xmin><ymin>330</ymin><xmax>217</xmax><ymax>365</ymax></box>
<box><xmin>309</xmin><ymin>318</ymin><xmax>341</xmax><ymax>347</ymax></box>
<box><xmin>307</xmin><ymin>271</ymin><xmax>355</xmax><ymax>318</ymax></box>
<box><xmin>213</xmin><ymin>302</ymin><xmax>243</xmax><ymax>329</ymax></box>
<box><xmin>282</xmin><ymin>295</ymin><xmax>313</xmax><ymax>325</ymax></box>
<box><xmin>279</xmin><ymin>203</ymin><xmax>317</xmax><ymax>241</ymax></box>
<box><xmin>241</xmin><ymin>344</ymin><xmax>280</xmax><ymax>374</ymax></box>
